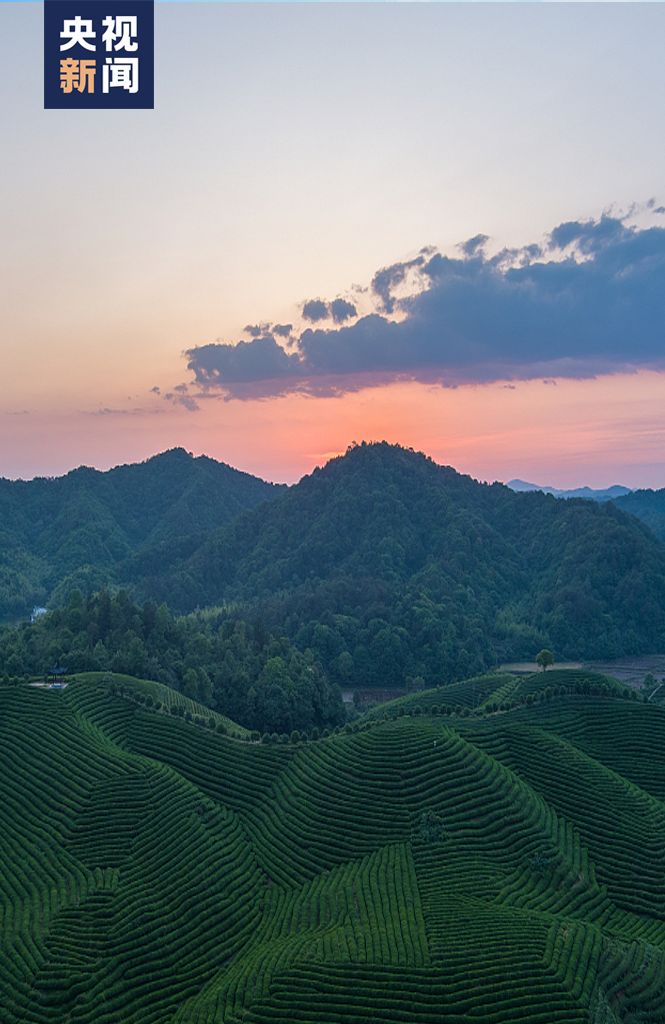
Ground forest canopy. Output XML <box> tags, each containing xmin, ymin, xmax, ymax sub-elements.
<box><xmin>3</xmin><ymin>442</ymin><xmax>665</xmax><ymax>725</ymax></box>
<box><xmin>0</xmin><ymin>589</ymin><xmax>343</xmax><ymax>735</ymax></box>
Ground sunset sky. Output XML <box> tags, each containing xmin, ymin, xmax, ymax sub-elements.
<box><xmin>2</xmin><ymin>2</ymin><xmax>665</xmax><ymax>488</ymax></box>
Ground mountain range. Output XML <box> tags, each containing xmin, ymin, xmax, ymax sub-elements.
<box><xmin>506</xmin><ymin>479</ymin><xmax>633</xmax><ymax>501</ymax></box>
<box><xmin>507</xmin><ymin>477</ymin><xmax>665</xmax><ymax>546</ymax></box>
<box><xmin>0</xmin><ymin>448</ymin><xmax>285</xmax><ymax>620</ymax></box>
<box><xmin>3</xmin><ymin>442</ymin><xmax>665</xmax><ymax>691</ymax></box>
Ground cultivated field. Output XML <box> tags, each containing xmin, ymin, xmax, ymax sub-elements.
<box><xmin>2</xmin><ymin>673</ymin><xmax>665</xmax><ymax>1023</ymax></box>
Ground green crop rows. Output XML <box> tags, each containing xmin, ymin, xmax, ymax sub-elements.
<box><xmin>369</xmin><ymin>670</ymin><xmax>626</xmax><ymax>721</ymax></box>
<box><xmin>3</xmin><ymin>674</ymin><xmax>665</xmax><ymax>1023</ymax></box>
<box><xmin>68</xmin><ymin>672</ymin><xmax>249</xmax><ymax>738</ymax></box>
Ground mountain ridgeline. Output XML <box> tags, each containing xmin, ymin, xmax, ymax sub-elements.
<box><xmin>135</xmin><ymin>441</ymin><xmax>665</xmax><ymax>664</ymax></box>
<box><xmin>613</xmin><ymin>487</ymin><xmax>665</xmax><ymax>544</ymax></box>
<box><xmin>0</xmin><ymin>447</ymin><xmax>285</xmax><ymax>620</ymax></box>
<box><xmin>3</xmin><ymin>442</ymin><xmax>665</xmax><ymax>701</ymax></box>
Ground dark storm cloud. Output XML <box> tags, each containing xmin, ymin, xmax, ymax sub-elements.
<box><xmin>548</xmin><ymin>213</ymin><xmax>627</xmax><ymax>254</ymax></box>
<box><xmin>330</xmin><ymin>298</ymin><xmax>357</xmax><ymax>324</ymax></box>
<box><xmin>183</xmin><ymin>211</ymin><xmax>665</xmax><ymax>401</ymax></box>
<box><xmin>302</xmin><ymin>299</ymin><xmax>330</xmax><ymax>323</ymax></box>
<box><xmin>459</xmin><ymin>234</ymin><xmax>489</xmax><ymax>257</ymax></box>
<box><xmin>186</xmin><ymin>336</ymin><xmax>301</xmax><ymax>387</ymax></box>
<box><xmin>370</xmin><ymin>253</ymin><xmax>427</xmax><ymax>314</ymax></box>
<box><xmin>273</xmin><ymin>323</ymin><xmax>293</xmax><ymax>338</ymax></box>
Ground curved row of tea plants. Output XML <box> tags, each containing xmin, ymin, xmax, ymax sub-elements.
<box><xmin>5</xmin><ymin>674</ymin><xmax>665</xmax><ymax>1024</ymax></box>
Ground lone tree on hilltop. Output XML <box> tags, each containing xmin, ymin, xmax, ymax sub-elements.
<box><xmin>536</xmin><ymin>649</ymin><xmax>554</xmax><ymax>672</ymax></box>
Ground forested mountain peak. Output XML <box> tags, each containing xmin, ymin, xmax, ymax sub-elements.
<box><xmin>3</xmin><ymin>440</ymin><xmax>665</xmax><ymax>688</ymax></box>
<box><xmin>612</xmin><ymin>485</ymin><xmax>665</xmax><ymax>544</ymax></box>
<box><xmin>137</xmin><ymin>440</ymin><xmax>665</xmax><ymax>681</ymax></box>
<box><xmin>311</xmin><ymin>439</ymin><xmax>483</xmax><ymax>492</ymax></box>
<box><xmin>0</xmin><ymin>449</ymin><xmax>286</xmax><ymax>621</ymax></box>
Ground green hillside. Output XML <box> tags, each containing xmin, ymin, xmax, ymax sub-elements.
<box><xmin>0</xmin><ymin>590</ymin><xmax>345</xmax><ymax>735</ymax></box>
<box><xmin>0</xmin><ymin>448</ymin><xmax>285</xmax><ymax>621</ymax></box>
<box><xmin>4</xmin><ymin>675</ymin><xmax>665</xmax><ymax>1023</ymax></box>
<box><xmin>4</xmin><ymin>442</ymin><xmax>665</xmax><ymax>701</ymax></box>
<box><xmin>613</xmin><ymin>487</ymin><xmax>665</xmax><ymax>544</ymax></box>
<box><xmin>365</xmin><ymin>669</ymin><xmax>628</xmax><ymax>719</ymax></box>
<box><xmin>141</xmin><ymin>442</ymin><xmax>665</xmax><ymax>675</ymax></box>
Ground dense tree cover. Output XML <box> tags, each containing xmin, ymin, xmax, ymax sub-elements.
<box><xmin>138</xmin><ymin>442</ymin><xmax>665</xmax><ymax>679</ymax></box>
<box><xmin>613</xmin><ymin>486</ymin><xmax>665</xmax><ymax>543</ymax></box>
<box><xmin>0</xmin><ymin>589</ymin><xmax>344</xmax><ymax>735</ymax></box>
<box><xmin>0</xmin><ymin>447</ymin><xmax>285</xmax><ymax>621</ymax></box>
<box><xmin>3</xmin><ymin>442</ymin><xmax>665</xmax><ymax>695</ymax></box>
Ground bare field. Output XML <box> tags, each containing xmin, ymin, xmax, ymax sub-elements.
<box><xmin>583</xmin><ymin>655</ymin><xmax>665</xmax><ymax>685</ymax></box>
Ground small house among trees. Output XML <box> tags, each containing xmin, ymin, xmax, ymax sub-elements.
<box><xmin>49</xmin><ymin>663</ymin><xmax>69</xmax><ymax>687</ymax></box>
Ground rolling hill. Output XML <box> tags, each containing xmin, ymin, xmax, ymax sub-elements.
<box><xmin>3</xmin><ymin>443</ymin><xmax>665</xmax><ymax>705</ymax></box>
<box><xmin>507</xmin><ymin>480</ymin><xmax>665</xmax><ymax>545</ymax></box>
<box><xmin>138</xmin><ymin>441</ymin><xmax>665</xmax><ymax>670</ymax></box>
<box><xmin>3</xmin><ymin>674</ymin><xmax>665</xmax><ymax>1024</ymax></box>
<box><xmin>613</xmin><ymin>487</ymin><xmax>665</xmax><ymax>544</ymax></box>
<box><xmin>0</xmin><ymin>448</ymin><xmax>285</xmax><ymax>621</ymax></box>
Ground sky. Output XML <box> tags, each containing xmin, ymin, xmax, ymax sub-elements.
<box><xmin>1</xmin><ymin>2</ymin><xmax>665</xmax><ymax>489</ymax></box>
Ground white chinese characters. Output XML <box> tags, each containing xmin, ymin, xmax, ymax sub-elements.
<box><xmin>59</xmin><ymin>15</ymin><xmax>139</xmax><ymax>55</ymax></box>
<box><xmin>60</xmin><ymin>16</ymin><xmax>96</xmax><ymax>51</ymax></box>
<box><xmin>57</xmin><ymin>13</ymin><xmax>141</xmax><ymax>96</ymax></box>
<box><xmin>103</xmin><ymin>57</ymin><xmax>139</xmax><ymax>94</ymax></box>
<box><xmin>101</xmin><ymin>16</ymin><xmax>138</xmax><ymax>52</ymax></box>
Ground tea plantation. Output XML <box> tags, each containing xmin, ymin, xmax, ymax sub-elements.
<box><xmin>3</xmin><ymin>676</ymin><xmax>665</xmax><ymax>1023</ymax></box>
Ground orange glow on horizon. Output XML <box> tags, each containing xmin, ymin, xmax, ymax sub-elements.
<box><xmin>2</xmin><ymin>371</ymin><xmax>665</xmax><ymax>491</ymax></box>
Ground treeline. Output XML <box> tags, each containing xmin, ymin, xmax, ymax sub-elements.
<box><xmin>0</xmin><ymin>589</ymin><xmax>344</xmax><ymax>735</ymax></box>
<box><xmin>614</xmin><ymin>487</ymin><xmax>665</xmax><ymax>544</ymax></box>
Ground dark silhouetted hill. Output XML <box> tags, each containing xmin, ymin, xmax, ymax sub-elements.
<box><xmin>4</xmin><ymin>442</ymin><xmax>665</xmax><ymax>688</ymax></box>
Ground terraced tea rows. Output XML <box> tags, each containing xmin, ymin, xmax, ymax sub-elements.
<box><xmin>4</xmin><ymin>674</ymin><xmax>665</xmax><ymax>1024</ymax></box>
<box><xmin>368</xmin><ymin>673</ymin><xmax>518</xmax><ymax>717</ymax></box>
<box><xmin>68</xmin><ymin>672</ymin><xmax>249</xmax><ymax>739</ymax></box>
<box><xmin>175</xmin><ymin>843</ymin><xmax>428</xmax><ymax>1023</ymax></box>
<box><xmin>464</xmin><ymin>715</ymin><xmax>665</xmax><ymax>933</ymax></box>
<box><xmin>243</xmin><ymin>962</ymin><xmax>588</xmax><ymax>1024</ymax></box>
<box><xmin>371</xmin><ymin>670</ymin><xmax>626</xmax><ymax>721</ymax></box>
<box><xmin>534</xmin><ymin>700</ymin><xmax>665</xmax><ymax>803</ymax></box>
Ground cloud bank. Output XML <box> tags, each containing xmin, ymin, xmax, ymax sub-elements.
<box><xmin>183</xmin><ymin>208</ymin><xmax>665</xmax><ymax>401</ymax></box>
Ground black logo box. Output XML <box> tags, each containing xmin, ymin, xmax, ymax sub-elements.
<box><xmin>44</xmin><ymin>0</ymin><xmax>154</xmax><ymax>109</ymax></box>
